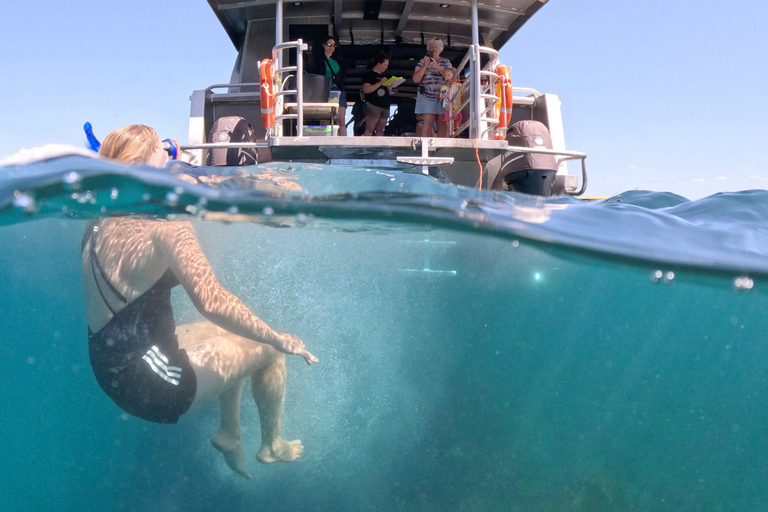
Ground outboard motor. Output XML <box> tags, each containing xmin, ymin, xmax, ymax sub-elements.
<box><xmin>207</xmin><ymin>116</ymin><xmax>261</xmax><ymax>166</ymax></box>
<box><xmin>491</xmin><ymin>120</ymin><xmax>558</xmax><ymax>196</ymax></box>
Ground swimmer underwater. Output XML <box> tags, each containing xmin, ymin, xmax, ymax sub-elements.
<box><xmin>82</xmin><ymin>124</ymin><xmax>317</xmax><ymax>478</ymax></box>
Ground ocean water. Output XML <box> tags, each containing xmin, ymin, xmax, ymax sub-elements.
<box><xmin>2</xmin><ymin>155</ymin><xmax>768</xmax><ymax>511</ymax></box>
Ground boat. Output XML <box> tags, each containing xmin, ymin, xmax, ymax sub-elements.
<box><xmin>184</xmin><ymin>0</ymin><xmax>588</xmax><ymax>196</ymax></box>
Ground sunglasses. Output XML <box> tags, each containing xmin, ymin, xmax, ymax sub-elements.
<box><xmin>325</xmin><ymin>43</ymin><xmax>337</xmax><ymax>47</ymax></box>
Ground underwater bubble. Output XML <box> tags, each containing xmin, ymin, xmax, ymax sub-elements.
<box><xmin>165</xmin><ymin>192</ymin><xmax>179</xmax><ymax>207</ymax></box>
<box><xmin>226</xmin><ymin>206</ymin><xmax>240</xmax><ymax>215</ymax></box>
<box><xmin>663</xmin><ymin>271</ymin><xmax>675</xmax><ymax>284</ymax></box>
<box><xmin>142</xmin><ymin>193</ymin><xmax>151</xmax><ymax>202</ymax></box>
<box><xmin>62</xmin><ymin>171</ymin><xmax>82</xmax><ymax>190</ymax></box>
<box><xmin>27</xmin><ymin>357</ymin><xmax>35</xmax><ymax>365</ymax></box>
<box><xmin>12</xmin><ymin>191</ymin><xmax>36</xmax><ymax>213</ymax></box>
<box><xmin>296</xmin><ymin>212</ymin><xmax>309</xmax><ymax>224</ymax></box>
<box><xmin>174</xmin><ymin>186</ymin><xmax>184</xmax><ymax>195</ymax></box>
<box><xmin>734</xmin><ymin>276</ymin><xmax>754</xmax><ymax>291</ymax></box>
<box><xmin>263</xmin><ymin>206</ymin><xmax>275</xmax><ymax>216</ymax></box>
<box><xmin>651</xmin><ymin>270</ymin><xmax>663</xmax><ymax>283</ymax></box>
<box><xmin>512</xmin><ymin>240</ymin><xmax>520</xmax><ymax>248</ymax></box>
<box><xmin>110</xmin><ymin>187</ymin><xmax>119</xmax><ymax>200</ymax></box>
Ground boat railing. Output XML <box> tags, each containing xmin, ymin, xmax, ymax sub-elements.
<box><xmin>271</xmin><ymin>39</ymin><xmax>308</xmax><ymax>137</ymax></box>
<box><xmin>452</xmin><ymin>45</ymin><xmax>502</xmax><ymax>139</ymax></box>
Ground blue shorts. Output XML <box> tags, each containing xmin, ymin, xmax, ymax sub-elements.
<box><xmin>415</xmin><ymin>93</ymin><xmax>445</xmax><ymax>115</ymax></box>
<box><xmin>332</xmin><ymin>88</ymin><xmax>348</xmax><ymax>108</ymax></box>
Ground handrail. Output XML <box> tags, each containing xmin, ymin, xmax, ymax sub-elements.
<box><xmin>502</xmin><ymin>146</ymin><xmax>588</xmax><ymax>196</ymax></box>
<box><xmin>270</xmin><ymin>39</ymin><xmax>308</xmax><ymax>137</ymax></box>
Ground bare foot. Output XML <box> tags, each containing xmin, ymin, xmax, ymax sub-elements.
<box><xmin>256</xmin><ymin>438</ymin><xmax>304</xmax><ymax>463</ymax></box>
<box><xmin>211</xmin><ymin>430</ymin><xmax>252</xmax><ymax>479</ymax></box>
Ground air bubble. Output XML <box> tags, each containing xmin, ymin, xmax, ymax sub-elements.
<box><xmin>512</xmin><ymin>240</ymin><xmax>520</xmax><ymax>248</ymax></box>
<box><xmin>651</xmin><ymin>270</ymin><xmax>663</xmax><ymax>283</ymax></box>
<box><xmin>734</xmin><ymin>276</ymin><xmax>754</xmax><ymax>291</ymax></box>
<box><xmin>663</xmin><ymin>271</ymin><xmax>675</xmax><ymax>284</ymax></box>
<box><xmin>226</xmin><ymin>206</ymin><xmax>239</xmax><ymax>215</ymax></box>
<box><xmin>62</xmin><ymin>171</ymin><xmax>82</xmax><ymax>190</ymax></box>
<box><xmin>13</xmin><ymin>192</ymin><xmax>36</xmax><ymax>213</ymax></box>
<box><xmin>165</xmin><ymin>192</ymin><xmax>179</xmax><ymax>207</ymax></box>
<box><xmin>263</xmin><ymin>207</ymin><xmax>275</xmax><ymax>216</ymax></box>
<box><xmin>110</xmin><ymin>188</ymin><xmax>119</xmax><ymax>200</ymax></box>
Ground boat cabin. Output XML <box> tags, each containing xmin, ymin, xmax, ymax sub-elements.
<box><xmin>186</xmin><ymin>0</ymin><xmax>587</xmax><ymax>195</ymax></box>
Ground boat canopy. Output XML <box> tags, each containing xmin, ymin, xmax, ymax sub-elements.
<box><xmin>208</xmin><ymin>0</ymin><xmax>548</xmax><ymax>51</ymax></box>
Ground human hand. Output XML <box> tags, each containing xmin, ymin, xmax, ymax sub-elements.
<box><xmin>276</xmin><ymin>333</ymin><xmax>318</xmax><ymax>365</ymax></box>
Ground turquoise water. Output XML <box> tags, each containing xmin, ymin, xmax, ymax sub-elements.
<box><xmin>2</xmin><ymin>156</ymin><xmax>768</xmax><ymax>511</ymax></box>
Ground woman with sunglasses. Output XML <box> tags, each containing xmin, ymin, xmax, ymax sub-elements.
<box><xmin>84</xmin><ymin>124</ymin><xmax>317</xmax><ymax>479</ymax></box>
<box><xmin>311</xmin><ymin>35</ymin><xmax>348</xmax><ymax>136</ymax></box>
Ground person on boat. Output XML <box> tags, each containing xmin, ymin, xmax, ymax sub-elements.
<box><xmin>412</xmin><ymin>38</ymin><xmax>452</xmax><ymax>138</ymax></box>
<box><xmin>84</xmin><ymin>124</ymin><xmax>317</xmax><ymax>479</ymax></box>
<box><xmin>362</xmin><ymin>53</ymin><xmax>392</xmax><ymax>136</ymax></box>
<box><xmin>310</xmin><ymin>35</ymin><xmax>348</xmax><ymax>136</ymax></box>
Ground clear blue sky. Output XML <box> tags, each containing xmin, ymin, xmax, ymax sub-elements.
<box><xmin>1</xmin><ymin>0</ymin><xmax>766</xmax><ymax>199</ymax></box>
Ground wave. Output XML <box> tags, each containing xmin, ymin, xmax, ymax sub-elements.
<box><xmin>2</xmin><ymin>153</ymin><xmax>768</xmax><ymax>276</ymax></box>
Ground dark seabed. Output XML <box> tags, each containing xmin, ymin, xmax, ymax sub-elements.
<box><xmin>1</xmin><ymin>155</ymin><xmax>767</xmax><ymax>511</ymax></box>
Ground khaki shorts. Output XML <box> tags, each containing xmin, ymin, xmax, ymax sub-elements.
<box><xmin>365</xmin><ymin>103</ymin><xmax>389</xmax><ymax>119</ymax></box>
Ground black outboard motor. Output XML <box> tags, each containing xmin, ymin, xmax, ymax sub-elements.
<box><xmin>491</xmin><ymin>120</ymin><xmax>558</xmax><ymax>196</ymax></box>
<box><xmin>207</xmin><ymin>116</ymin><xmax>261</xmax><ymax>166</ymax></box>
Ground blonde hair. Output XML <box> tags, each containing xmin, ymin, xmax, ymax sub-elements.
<box><xmin>99</xmin><ymin>124</ymin><xmax>160</xmax><ymax>164</ymax></box>
<box><xmin>427</xmin><ymin>38</ymin><xmax>444</xmax><ymax>52</ymax></box>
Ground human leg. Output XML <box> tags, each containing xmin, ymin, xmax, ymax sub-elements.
<box><xmin>180</xmin><ymin>322</ymin><xmax>303</xmax><ymax>465</ymax></box>
<box><xmin>437</xmin><ymin>117</ymin><xmax>450</xmax><ymax>138</ymax></box>
<box><xmin>363</xmin><ymin>113</ymin><xmax>378</xmax><ymax>136</ymax></box>
<box><xmin>374</xmin><ymin>116</ymin><xmax>388</xmax><ymax>136</ymax></box>
<box><xmin>337</xmin><ymin>106</ymin><xmax>347</xmax><ymax>136</ymax></box>
<box><xmin>422</xmin><ymin>113</ymin><xmax>437</xmax><ymax>137</ymax></box>
<box><xmin>210</xmin><ymin>378</ymin><xmax>252</xmax><ymax>478</ymax></box>
<box><xmin>252</xmin><ymin>355</ymin><xmax>304</xmax><ymax>463</ymax></box>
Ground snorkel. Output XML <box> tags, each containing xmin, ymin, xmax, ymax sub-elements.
<box><xmin>84</xmin><ymin>122</ymin><xmax>101</xmax><ymax>152</ymax></box>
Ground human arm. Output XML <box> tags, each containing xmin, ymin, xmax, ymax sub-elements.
<box><xmin>412</xmin><ymin>57</ymin><xmax>432</xmax><ymax>84</ymax></box>
<box><xmin>362</xmin><ymin>74</ymin><xmax>386</xmax><ymax>94</ymax></box>
<box><xmin>152</xmin><ymin>221</ymin><xmax>317</xmax><ymax>364</ymax></box>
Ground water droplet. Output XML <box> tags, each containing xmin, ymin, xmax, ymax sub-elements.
<box><xmin>263</xmin><ymin>206</ymin><xmax>274</xmax><ymax>216</ymax></box>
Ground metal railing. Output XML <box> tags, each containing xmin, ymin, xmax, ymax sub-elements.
<box><xmin>271</xmin><ymin>39</ymin><xmax>307</xmax><ymax>137</ymax></box>
<box><xmin>452</xmin><ymin>45</ymin><xmax>501</xmax><ymax>139</ymax></box>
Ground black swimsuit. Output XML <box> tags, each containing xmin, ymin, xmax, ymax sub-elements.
<box><xmin>84</xmin><ymin>221</ymin><xmax>197</xmax><ymax>424</ymax></box>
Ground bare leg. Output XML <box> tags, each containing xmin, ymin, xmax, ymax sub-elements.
<box><xmin>337</xmin><ymin>107</ymin><xmax>347</xmax><ymax>136</ymax></box>
<box><xmin>252</xmin><ymin>355</ymin><xmax>304</xmax><ymax>463</ymax></box>
<box><xmin>374</xmin><ymin>117</ymin><xmax>388</xmax><ymax>136</ymax></box>
<box><xmin>178</xmin><ymin>321</ymin><xmax>304</xmax><ymax>472</ymax></box>
<box><xmin>437</xmin><ymin>117</ymin><xmax>450</xmax><ymax>138</ymax></box>
<box><xmin>210</xmin><ymin>379</ymin><xmax>251</xmax><ymax>479</ymax></box>
<box><xmin>363</xmin><ymin>113</ymin><xmax>379</xmax><ymax>136</ymax></box>
<box><xmin>422</xmin><ymin>113</ymin><xmax>437</xmax><ymax>138</ymax></box>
